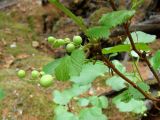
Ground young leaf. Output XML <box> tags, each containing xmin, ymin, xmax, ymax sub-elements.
<box><xmin>102</xmin><ymin>43</ymin><xmax>150</xmax><ymax>54</ymax></box>
<box><xmin>78</xmin><ymin>98</ymin><xmax>90</xmax><ymax>107</ymax></box>
<box><xmin>98</xmin><ymin>96</ymin><xmax>108</xmax><ymax>109</ymax></box>
<box><xmin>113</xmin><ymin>90</ymin><xmax>131</xmax><ymax>104</ymax></box>
<box><xmin>150</xmin><ymin>50</ymin><xmax>160</xmax><ymax>70</ymax></box>
<box><xmin>54</xmin><ymin>106</ymin><xmax>79</xmax><ymax>120</ymax></box>
<box><xmin>99</xmin><ymin>10</ymin><xmax>135</xmax><ymax>28</ymax></box>
<box><xmin>79</xmin><ymin>107</ymin><xmax>107</xmax><ymax>120</ymax></box>
<box><xmin>86</xmin><ymin>26</ymin><xmax>110</xmax><ymax>40</ymax></box>
<box><xmin>106</xmin><ymin>76</ymin><xmax>126</xmax><ymax>91</ymax></box>
<box><xmin>53</xmin><ymin>90</ymin><xmax>73</xmax><ymax>105</ymax></box>
<box><xmin>125</xmin><ymin>31</ymin><xmax>156</xmax><ymax>44</ymax></box>
<box><xmin>115</xmin><ymin>98</ymin><xmax>147</xmax><ymax>114</ymax></box>
<box><xmin>131</xmin><ymin>0</ymin><xmax>144</xmax><ymax>9</ymax></box>
<box><xmin>128</xmin><ymin>82</ymin><xmax>150</xmax><ymax>99</ymax></box>
<box><xmin>53</xmin><ymin>84</ymin><xmax>91</xmax><ymax>105</ymax></box>
<box><xmin>69</xmin><ymin>84</ymin><xmax>91</xmax><ymax>97</ymax></box>
<box><xmin>106</xmin><ymin>73</ymin><xmax>140</xmax><ymax>91</ymax></box>
<box><xmin>70</xmin><ymin>61</ymin><xmax>108</xmax><ymax>85</ymax></box>
<box><xmin>112</xmin><ymin>60</ymin><xmax>126</xmax><ymax>73</ymax></box>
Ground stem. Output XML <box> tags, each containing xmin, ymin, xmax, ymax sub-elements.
<box><xmin>109</xmin><ymin>0</ymin><xmax>160</xmax><ymax>87</ymax></box>
<box><xmin>133</xmin><ymin>60</ymin><xmax>143</xmax><ymax>81</ymax></box>
<box><xmin>101</xmin><ymin>54</ymin><xmax>160</xmax><ymax>102</ymax></box>
<box><xmin>49</xmin><ymin>0</ymin><xmax>87</xmax><ymax>33</ymax></box>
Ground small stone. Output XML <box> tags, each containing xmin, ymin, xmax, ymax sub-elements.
<box><xmin>32</xmin><ymin>41</ymin><xmax>39</xmax><ymax>48</ymax></box>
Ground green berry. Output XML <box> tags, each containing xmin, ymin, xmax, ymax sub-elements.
<box><xmin>39</xmin><ymin>75</ymin><xmax>53</xmax><ymax>87</ymax></box>
<box><xmin>64</xmin><ymin>38</ymin><xmax>71</xmax><ymax>43</ymax></box>
<box><xmin>66</xmin><ymin>43</ymin><xmax>75</xmax><ymax>53</ymax></box>
<box><xmin>31</xmin><ymin>70</ymin><xmax>40</xmax><ymax>79</ymax></box>
<box><xmin>48</xmin><ymin>36</ymin><xmax>56</xmax><ymax>43</ymax></box>
<box><xmin>57</xmin><ymin>39</ymin><xmax>65</xmax><ymax>46</ymax></box>
<box><xmin>17</xmin><ymin>70</ymin><xmax>26</xmax><ymax>78</ymax></box>
<box><xmin>40</xmin><ymin>71</ymin><xmax>45</xmax><ymax>76</ymax></box>
<box><xmin>52</xmin><ymin>40</ymin><xmax>60</xmax><ymax>48</ymax></box>
<box><xmin>73</xmin><ymin>36</ymin><xmax>82</xmax><ymax>45</ymax></box>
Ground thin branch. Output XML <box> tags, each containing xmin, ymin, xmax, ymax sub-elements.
<box><xmin>101</xmin><ymin>54</ymin><xmax>160</xmax><ymax>102</ymax></box>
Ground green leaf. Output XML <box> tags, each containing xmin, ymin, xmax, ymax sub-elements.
<box><xmin>55</xmin><ymin>56</ymin><xmax>71</xmax><ymax>81</ymax></box>
<box><xmin>125</xmin><ymin>31</ymin><xmax>156</xmax><ymax>44</ymax></box>
<box><xmin>112</xmin><ymin>60</ymin><xmax>126</xmax><ymax>73</ymax></box>
<box><xmin>69</xmin><ymin>84</ymin><xmax>91</xmax><ymax>97</ymax></box>
<box><xmin>55</xmin><ymin>49</ymin><xmax>86</xmax><ymax>81</ymax></box>
<box><xmin>53</xmin><ymin>84</ymin><xmax>91</xmax><ymax>105</ymax></box>
<box><xmin>89</xmin><ymin>96</ymin><xmax>108</xmax><ymax>109</ymax></box>
<box><xmin>79</xmin><ymin>107</ymin><xmax>107</xmax><ymax>120</ymax></box>
<box><xmin>78</xmin><ymin>98</ymin><xmax>90</xmax><ymax>107</ymax></box>
<box><xmin>99</xmin><ymin>96</ymin><xmax>108</xmax><ymax>109</ymax></box>
<box><xmin>89</xmin><ymin>96</ymin><xmax>100</xmax><ymax>107</ymax></box>
<box><xmin>106</xmin><ymin>73</ymin><xmax>140</xmax><ymax>91</ymax></box>
<box><xmin>43</xmin><ymin>58</ymin><xmax>62</xmax><ymax>74</ymax></box>
<box><xmin>115</xmin><ymin>98</ymin><xmax>147</xmax><ymax>114</ymax></box>
<box><xmin>106</xmin><ymin>76</ymin><xmax>126</xmax><ymax>91</ymax></box>
<box><xmin>128</xmin><ymin>82</ymin><xmax>150</xmax><ymax>99</ymax></box>
<box><xmin>71</xmin><ymin>61</ymin><xmax>108</xmax><ymax>85</ymax></box>
<box><xmin>53</xmin><ymin>90</ymin><xmax>73</xmax><ymax>105</ymax></box>
<box><xmin>86</xmin><ymin>26</ymin><xmax>110</xmax><ymax>39</ymax></box>
<box><xmin>102</xmin><ymin>43</ymin><xmax>150</xmax><ymax>54</ymax></box>
<box><xmin>99</xmin><ymin>10</ymin><xmax>135</xmax><ymax>28</ymax></box>
<box><xmin>54</xmin><ymin>106</ymin><xmax>79</xmax><ymax>120</ymax></box>
<box><xmin>69</xmin><ymin>49</ymin><xmax>86</xmax><ymax>76</ymax></box>
<box><xmin>150</xmin><ymin>50</ymin><xmax>160</xmax><ymax>70</ymax></box>
<box><xmin>0</xmin><ymin>88</ymin><xmax>5</xmax><ymax>100</ymax></box>
<box><xmin>113</xmin><ymin>90</ymin><xmax>131</xmax><ymax>104</ymax></box>
<box><xmin>131</xmin><ymin>0</ymin><xmax>144</xmax><ymax>9</ymax></box>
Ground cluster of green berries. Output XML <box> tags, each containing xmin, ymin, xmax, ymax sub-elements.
<box><xmin>47</xmin><ymin>35</ymin><xmax>82</xmax><ymax>53</ymax></box>
<box><xmin>17</xmin><ymin>70</ymin><xmax>54</xmax><ymax>88</ymax></box>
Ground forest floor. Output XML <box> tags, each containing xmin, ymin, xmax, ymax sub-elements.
<box><xmin>0</xmin><ymin>0</ymin><xmax>160</xmax><ymax>120</ymax></box>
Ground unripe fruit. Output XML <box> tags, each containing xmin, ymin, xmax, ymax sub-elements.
<box><xmin>57</xmin><ymin>39</ymin><xmax>65</xmax><ymax>46</ymax></box>
<box><xmin>73</xmin><ymin>36</ymin><xmax>82</xmax><ymax>45</ymax></box>
<box><xmin>64</xmin><ymin>38</ymin><xmax>71</xmax><ymax>43</ymax></box>
<box><xmin>40</xmin><ymin>71</ymin><xmax>45</xmax><ymax>76</ymax></box>
<box><xmin>66</xmin><ymin>43</ymin><xmax>75</xmax><ymax>53</ymax></box>
<box><xmin>48</xmin><ymin>36</ymin><xmax>56</xmax><ymax>44</ymax></box>
<box><xmin>31</xmin><ymin>70</ymin><xmax>40</xmax><ymax>79</ymax></box>
<box><xmin>17</xmin><ymin>70</ymin><xmax>26</xmax><ymax>78</ymax></box>
<box><xmin>39</xmin><ymin>75</ymin><xmax>53</xmax><ymax>87</ymax></box>
<box><xmin>52</xmin><ymin>40</ymin><xmax>60</xmax><ymax>48</ymax></box>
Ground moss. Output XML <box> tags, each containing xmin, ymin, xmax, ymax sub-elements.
<box><xmin>0</xmin><ymin>80</ymin><xmax>54</xmax><ymax>120</ymax></box>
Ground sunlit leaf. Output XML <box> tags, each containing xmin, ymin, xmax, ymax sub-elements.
<box><xmin>71</xmin><ymin>61</ymin><xmax>108</xmax><ymax>85</ymax></box>
<box><xmin>125</xmin><ymin>31</ymin><xmax>156</xmax><ymax>44</ymax></box>
<box><xmin>54</xmin><ymin>106</ymin><xmax>79</xmax><ymax>120</ymax></box>
<box><xmin>99</xmin><ymin>10</ymin><xmax>135</xmax><ymax>28</ymax></box>
<box><xmin>79</xmin><ymin>107</ymin><xmax>107</xmax><ymax>120</ymax></box>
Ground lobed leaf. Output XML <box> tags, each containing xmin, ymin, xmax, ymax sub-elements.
<box><xmin>86</xmin><ymin>26</ymin><xmax>110</xmax><ymax>40</ymax></box>
<box><xmin>115</xmin><ymin>98</ymin><xmax>147</xmax><ymax>114</ymax></box>
<box><xmin>54</xmin><ymin>106</ymin><xmax>79</xmax><ymax>120</ymax></box>
<box><xmin>79</xmin><ymin>107</ymin><xmax>107</xmax><ymax>120</ymax></box>
<box><xmin>99</xmin><ymin>10</ymin><xmax>135</xmax><ymax>28</ymax></box>
<box><xmin>71</xmin><ymin>61</ymin><xmax>108</xmax><ymax>85</ymax></box>
<box><xmin>150</xmin><ymin>50</ymin><xmax>160</xmax><ymax>70</ymax></box>
<box><xmin>102</xmin><ymin>43</ymin><xmax>150</xmax><ymax>54</ymax></box>
<box><xmin>125</xmin><ymin>31</ymin><xmax>156</xmax><ymax>44</ymax></box>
